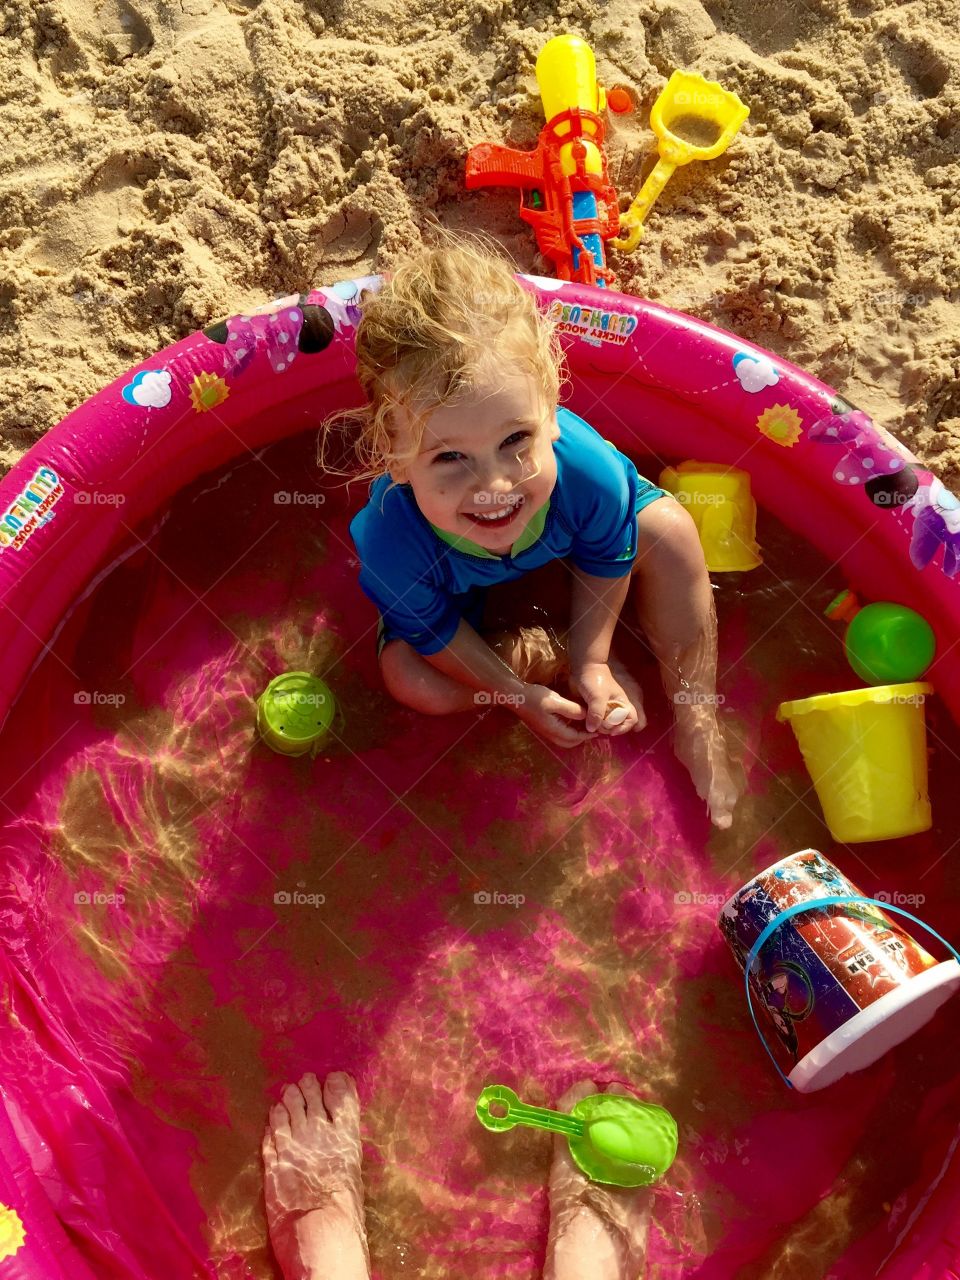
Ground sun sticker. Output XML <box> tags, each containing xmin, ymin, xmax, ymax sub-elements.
<box><xmin>189</xmin><ymin>371</ymin><xmax>230</xmax><ymax>413</ymax></box>
<box><xmin>756</xmin><ymin>404</ymin><xmax>803</xmax><ymax>447</ymax></box>
<box><xmin>0</xmin><ymin>1204</ymin><xmax>25</xmax><ymax>1259</ymax></box>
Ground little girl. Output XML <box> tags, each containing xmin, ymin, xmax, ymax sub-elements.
<box><xmin>322</xmin><ymin>233</ymin><xmax>740</xmax><ymax>828</ymax></box>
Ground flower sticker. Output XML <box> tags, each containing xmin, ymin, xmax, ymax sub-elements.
<box><xmin>189</xmin><ymin>371</ymin><xmax>230</xmax><ymax>413</ymax></box>
<box><xmin>733</xmin><ymin>351</ymin><xmax>779</xmax><ymax>393</ymax></box>
<box><xmin>756</xmin><ymin>404</ymin><xmax>803</xmax><ymax>447</ymax></box>
<box><xmin>122</xmin><ymin>369</ymin><xmax>173</xmax><ymax>409</ymax></box>
<box><xmin>0</xmin><ymin>1204</ymin><xmax>25</xmax><ymax>1259</ymax></box>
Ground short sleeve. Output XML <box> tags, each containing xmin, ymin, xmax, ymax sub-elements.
<box><xmin>349</xmin><ymin>489</ymin><xmax>463</xmax><ymax>655</ymax></box>
<box><xmin>567</xmin><ymin>440</ymin><xmax>642</xmax><ymax>577</ymax></box>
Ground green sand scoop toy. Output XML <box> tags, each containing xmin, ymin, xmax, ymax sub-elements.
<box><xmin>256</xmin><ymin>671</ymin><xmax>336</xmax><ymax>757</ymax></box>
<box><xmin>476</xmin><ymin>1085</ymin><xmax>678</xmax><ymax>1188</ymax></box>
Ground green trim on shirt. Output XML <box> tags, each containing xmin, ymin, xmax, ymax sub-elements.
<box><xmin>428</xmin><ymin>495</ymin><xmax>552</xmax><ymax>559</ymax></box>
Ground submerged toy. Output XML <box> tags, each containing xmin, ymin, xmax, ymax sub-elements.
<box><xmin>476</xmin><ymin>1084</ymin><xmax>678</xmax><ymax>1187</ymax></box>
<box><xmin>825</xmin><ymin>590</ymin><xmax>936</xmax><ymax>685</ymax></box>
<box><xmin>256</xmin><ymin>671</ymin><xmax>336</xmax><ymax>757</ymax></box>
<box><xmin>659</xmin><ymin>461</ymin><xmax>762</xmax><ymax>572</ymax></box>
<box><xmin>466</xmin><ymin>35</ymin><xmax>624</xmax><ymax>288</ymax></box>
<box><xmin>612</xmin><ymin>70</ymin><xmax>749</xmax><ymax>253</ymax></box>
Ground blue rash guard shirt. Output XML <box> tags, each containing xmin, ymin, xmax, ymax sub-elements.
<box><xmin>348</xmin><ymin>406</ymin><xmax>667</xmax><ymax>657</ymax></box>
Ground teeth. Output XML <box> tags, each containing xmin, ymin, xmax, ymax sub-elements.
<box><xmin>468</xmin><ymin>500</ymin><xmax>523</xmax><ymax>522</ymax></box>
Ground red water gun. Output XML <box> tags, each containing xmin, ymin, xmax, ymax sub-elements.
<box><xmin>465</xmin><ymin>35</ymin><xmax>631</xmax><ymax>289</ymax></box>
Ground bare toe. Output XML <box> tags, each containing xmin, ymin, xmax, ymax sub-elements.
<box><xmin>299</xmin><ymin>1071</ymin><xmax>329</xmax><ymax>1121</ymax></box>
<box><xmin>323</xmin><ymin>1071</ymin><xmax>361</xmax><ymax>1129</ymax></box>
<box><xmin>282</xmin><ymin>1081</ymin><xmax>308</xmax><ymax>1137</ymax></box>
<box><xmin>269</xmin><ymin>1101</ymin><xmax>291</xmax><ymax>1143</ymax></box>
<box><xmin>556</xmin><ymin>1078</ymin><xmax>596</xmax><ymax>1115</ymax></box>
<box><xmin>261</xmin><ymin>1125</ymin><xmax>277</xmax><ymax>1165</ymax></box>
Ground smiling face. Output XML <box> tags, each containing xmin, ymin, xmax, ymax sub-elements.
<box><xmin>388</xmin><ymin>357</ymin><xmax>561</xmax><ymax>551</ymax></box>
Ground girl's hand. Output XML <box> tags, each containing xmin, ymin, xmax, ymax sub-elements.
<box><xmin>568</xmin><ymin>662</ymin><xmax>642</xmax><ymax>735</ymax></box>
<box><xmin>513</xmin><ymin>683</ymin><xmax>594</xmax><ymax>750</ymax></box>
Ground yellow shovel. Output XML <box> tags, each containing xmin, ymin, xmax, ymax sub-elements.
<box><xmin>611</xmin><ymin>70</ymin><xmax>749</xmax><ymax>252</ymax></box>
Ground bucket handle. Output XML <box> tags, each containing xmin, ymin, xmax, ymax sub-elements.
<box><xmin>743</xmin><ymin>895</ymin><xmax>960</xmax><ymax>1089</ymax></box>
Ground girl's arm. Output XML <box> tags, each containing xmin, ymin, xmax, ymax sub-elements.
<box><xmin>423</xmin><ymin>619</ymin><xmax>530</xmax><ymax>704</ymax></box>
<box><xmin>424</xmin><ymin>620</ymin><xmax>592</xmax><ymax>748</ymax></box>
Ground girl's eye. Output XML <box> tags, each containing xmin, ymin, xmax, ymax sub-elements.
<box><xmin>433</xmin><ymin>430</ymin><xmax>532</xmax><ymax>465</ymax></box>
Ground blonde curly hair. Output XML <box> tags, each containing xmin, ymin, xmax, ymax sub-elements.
<box><xmin>317</xmin><ymin>228</ymin><xmax>569</xmax><ymax>497</ymax></box>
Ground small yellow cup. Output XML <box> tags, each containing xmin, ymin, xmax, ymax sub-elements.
<box><xmin>777</xmin><ymin>683</ymin><xmax>933</xmax><ymax>842</ymax></box>
<box><xmin>659</xmin><ymin>461</ymin><xmax>762</xmax><ymax>572</ymax></box>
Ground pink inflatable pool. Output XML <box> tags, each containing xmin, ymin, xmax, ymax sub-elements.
<box><xmin>0</xmin><ymin>275</ymin><xmax>958</xmax><ymax>1278</ymax></box>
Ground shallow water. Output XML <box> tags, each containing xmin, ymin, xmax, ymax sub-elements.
<box><xmin>2</xmin><ymin>428</ymin><xmax>959</xmax><ymax>1279</ymax></box>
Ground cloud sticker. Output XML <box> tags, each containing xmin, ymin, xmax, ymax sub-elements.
<box><xmin>519</xmin><ymin>274</ymin><xmax>566</xmax><ymax>291</ymax></box>
<box><xmin>733</xmin><ymin>351</ymin><xmax>779</xmax><ymax>394</ymax></box>
<box><xmin>122</xmin><ymin>369</ymin><xmax>173</xmax><ymax>408</ymax></box>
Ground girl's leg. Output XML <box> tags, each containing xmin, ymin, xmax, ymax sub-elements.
<box><xmin>544</xmin><ymin>1081</ymin><xmax>652</xmax><ymax>1280</ymax></box>
<box><xmin>629</xmin><ymin>498</ymin><xmax>741</xmax><ymax>828</ymax></box>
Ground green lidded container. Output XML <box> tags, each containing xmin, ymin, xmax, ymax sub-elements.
<box><xmin>256</xmin><ymin>671</ymin><xmax>336</xmax><ymax>757</ymax></box>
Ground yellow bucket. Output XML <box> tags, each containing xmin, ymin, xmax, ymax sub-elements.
<box><xmin>659</xmin><ymin>461</ymin><xmax>762</xmax><ymax>572</ymax></box>
<box><xmin>777</xmin><ymin>683</ymin><xmax>933</xmax><ymax>842</ymax></box>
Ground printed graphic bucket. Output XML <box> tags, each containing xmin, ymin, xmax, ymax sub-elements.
<box><xmin>777</xmin><ymin>683</ymin><xmax>933</xmax><ymax>842</ymax></box>
<box><xmin>718</xmin><ymin>849</ymin><xmax>960</xmax><ymax>1092</ymax></box>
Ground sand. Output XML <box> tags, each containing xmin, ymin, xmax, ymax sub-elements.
<box><xmin>1</xmin><ymin>1</ymin><xmax>958</xmax><ymax>482</ymax></box>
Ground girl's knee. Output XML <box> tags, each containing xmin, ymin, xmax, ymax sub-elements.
<box><xmin>633</xmin><ymin>497</ymin><xmax>707</xmax><ymax>577</ymax></box>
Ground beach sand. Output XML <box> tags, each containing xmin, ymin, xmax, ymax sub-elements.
<box><xmin>1</xmin><ymin>5</ymin><xmax>959</xmax><ymax>1277</ymax></box>
<box><xmin>0</xmin><ymin>0</ymin><xmax>957</xmax><ymax>483</ymax></box>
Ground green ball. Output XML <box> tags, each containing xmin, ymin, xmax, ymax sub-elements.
<box><xmin>845</xmin><ymin>603</ymin><xmax>936</xmax><ymax>685</ymax></box>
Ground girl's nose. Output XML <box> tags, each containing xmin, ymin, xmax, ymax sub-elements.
<box><xmin>475</xmin><ymin>458</ymin><xmax>518</xmax><ymax>491</ymax></box>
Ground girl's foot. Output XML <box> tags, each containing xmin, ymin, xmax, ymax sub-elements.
<box><xmin>544</xmin><ymin>1081</ymin><xmax>653</xmax><ymax>1280</ymax></box>
<box><xmin>673</xmin><ymin>705</ymin><xmax>741</xmax><ymax>829</ymax></box>
<box><xmin>262</xmin><ymin>1071</ymin><xmax>371</xmax><ymax>1280</ymax></box>
<box><xmin>606</xmin><ymin>652</ymin><xmax>647</xmax><ymax>732</ymax></box>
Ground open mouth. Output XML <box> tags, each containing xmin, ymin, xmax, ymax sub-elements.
<box><xmin>462</xmin><ymin>498</ymin><xmax>525</xmax><ymax>531</ymax></box>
